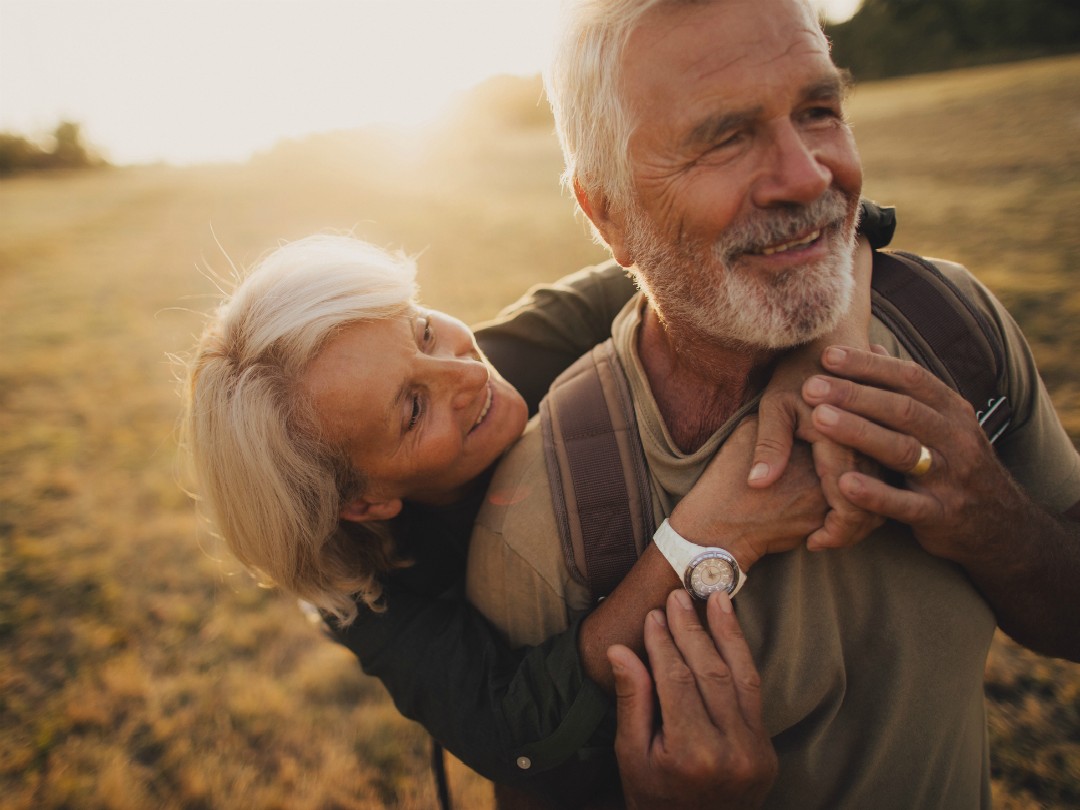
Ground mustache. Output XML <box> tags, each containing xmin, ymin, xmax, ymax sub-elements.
<box><xmin>714</xmin><ymin>190</ymin><xmax>854</xmax><ymax>263</ymax></box>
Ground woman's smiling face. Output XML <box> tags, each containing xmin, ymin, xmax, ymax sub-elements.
<box><xmin>300</xmin><ymin>307</ymin><xmax>528</xmax><ymax>514</ymax></box>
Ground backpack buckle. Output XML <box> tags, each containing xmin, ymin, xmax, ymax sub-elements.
<box><xmin>977</xmin><ymin>396</ymin><xmax>1011</xmax><ymax>445</ymax></box>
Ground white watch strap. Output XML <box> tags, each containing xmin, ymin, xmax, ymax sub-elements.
<box><xmin>653</xmin><ymin>518</ymin><xmax>702</xmax><ymax>577</ymax></box>
<box><xmin>652</xmin><ymin>518</ymin><xmax>747</xmax><ymax>597</ymax></box>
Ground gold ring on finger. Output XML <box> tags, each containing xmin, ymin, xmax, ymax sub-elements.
<box><xmin>907</xmin><ymin>444</ymin><xmax>932</xmax><ymax>478</ymax></box>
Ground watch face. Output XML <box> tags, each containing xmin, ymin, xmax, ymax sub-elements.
<box><xmin>686</xmin><ymin>551</ymin><xmax>738</xmax><ymax>598</ymax></box>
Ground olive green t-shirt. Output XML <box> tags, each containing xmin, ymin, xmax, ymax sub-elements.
<box><xmin>466</xmin><ymin>259</ymin><xmax>1080</xmax><ymax>809</ymax></box>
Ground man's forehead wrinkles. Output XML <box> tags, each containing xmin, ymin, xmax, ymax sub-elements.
<box><xmin>783</xmin><ymin>27</ymin><xmax>832</xmax><ymax>58</ymax></box>
<box><xmin>658</xmin><ymin>19</ymin><xmax>834</xmax><ymax>100</ymax></box>
<box><xmin>742</xmin><ymin>28</ymin><xmax>830</xmax><ymax>73</ymax></box>
<box><xmin>681</xmin><ymin>34</ymin><xmax>748</xmax><ymax>82</ymax></box>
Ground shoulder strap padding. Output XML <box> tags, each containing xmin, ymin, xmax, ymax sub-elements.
<box><xmin>871</xmin><ymin>250</ymin><xmax>1012</xmax><ymax>443</ymax></box>
<box><xmin>540</xmin><ymin>340</ymin><xmax>654</xmax><ymax>600</ymax></box>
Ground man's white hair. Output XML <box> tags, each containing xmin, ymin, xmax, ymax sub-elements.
<box><xmin>544</xmin><ymin>0</ymin><xmax>671</xmax><ymax>219</ymax></box>
<box><xmin>544</xmin><ymin>0</ymin><xmax>826</xmax><ymax>225</ymax></box>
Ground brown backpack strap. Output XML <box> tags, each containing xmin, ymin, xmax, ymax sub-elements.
<box><xmin>871</xmin><ymin>250</ymin><xmax>1012</xmax><ymax>443</ymax></box>
<box><xmin>540</xmin><ymin>340</ymin><xmax>654</xmax><ymax>601</ymax></box>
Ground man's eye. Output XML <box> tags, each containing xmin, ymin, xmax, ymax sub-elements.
<box><xmin>408</xmin><ymin>395</ymin><xmax>423</xmax><ymax>431</ymax></box>
<box><xmin>422</xmin><ymin>318</ymin><xmax>433</xmax><ymax>345</ymax></box>
<box><xmin>712</xmin><ymin>132</ymin><xmax>743</xmax><ymax>151</ymax></box>
<box><xmin>806</xmin><ymin>105</ymin><xmax>842</xmax><ymax>123</ymax></box>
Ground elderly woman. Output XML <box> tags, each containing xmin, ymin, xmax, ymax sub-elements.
<box><xmin>183</xmin><ymin>221</ymin><xmax>886</xmax><ymax>804</ymax></box>
<box><xmin>186</xmin><ymin>236</ymin><xmax>528</xmax><ymax>625</ymax></box>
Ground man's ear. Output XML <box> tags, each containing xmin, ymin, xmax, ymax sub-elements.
<box><xmin>573</xmin><ymin>177</ymin><xmax>633</xmax><ymax>268</ymax></box>
<box><xmin>339</xmin><ymin>496</ymin><xmax>403</xmax><ymax>523</ymax></box>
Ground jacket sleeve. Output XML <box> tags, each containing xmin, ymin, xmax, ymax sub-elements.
<box><xmin>327</xmin><ymin>584</ymin><xmax>617</xmax><ymax>802</ymax></box>
<box><xmin>475</xmin><ymin>260</ymin><xmax>637</xmax><ymax>416</ymax></box>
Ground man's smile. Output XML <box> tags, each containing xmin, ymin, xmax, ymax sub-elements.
<box><xmin>755</xmin><ymin>228</ymin><xmax>822</xmax><ymax>256</ymax></box>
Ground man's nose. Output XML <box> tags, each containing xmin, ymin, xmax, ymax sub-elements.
<box><xmin>751</xmin><ymin>121</ymin><xmax>832</xmax><ymax>208</ymax></box>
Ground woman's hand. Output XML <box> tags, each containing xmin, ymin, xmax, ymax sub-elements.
<box><xmin>746</xmin><ymin>235</ymin><xmax>883</xmax><ymax>550</ymax></box>
<box><xmin>670</xmin><ymin>419</ymin><xmax>828</xmax><ymax>571</ymax></box>
<box><xmin>584</xmin><ymin>421</ymin><xmax>826</xmax><ymax>691</ymax></box>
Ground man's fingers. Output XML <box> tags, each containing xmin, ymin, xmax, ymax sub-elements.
<box><xmin>837</xmin><ymin>471</ymin><xmax>945</xmax><ymax>525</ymax></box>
<box><xmin>806</xmin><ymin>436</ymin><xmax>882</xmax><ymax>550</ymax></box>
<box><xmin>811</xmin><ymin>404</ymin><xmax>940</xmax><ymax>477</ymax></box>
<box><xmin>819</xmin><ymin>345</ymin><xmax>956</xmax><ymax>411</ymax></box>
<box><xmin>643</xmin><ymin>603</ymin><xmax>714</xmax><ymax>739</ymax></box>
<box><xmin>704</xmin><ymin>592</ymin><xmax>768</xmax><ymax>735</ymax></box>
<box><xmin>805</xmin><ymin>373</ymin><xmax>949</xmax><ymax>442</ymax></box>
<box><xmin>617</xmin><ymin>598</ymin><xmax>778</xmax><ymax>808</ymax></box>
<box><xmin>664</xmin><ymin>588</ymin><xmax>766</xmax><ymax>737</ymax></box>
<box><xmin>609</xmin><ymin>642</ymin><xmax>656</xmax><ymax>766</ymax></box>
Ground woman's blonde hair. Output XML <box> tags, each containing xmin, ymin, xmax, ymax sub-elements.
<box><xmin>181</xmin><ymin>235</ymin><xmax>417</xmax><ymax>625</ymax></box>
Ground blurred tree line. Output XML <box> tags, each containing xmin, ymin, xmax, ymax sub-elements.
<box><xmin>828</xmin><ymin>0</ymin><xmax>1080</xmax><ymax>79</ymax></box>
<box><xmin>0</xmin><ymin>121</ymin><xmax>106</xmax><ymax>177</ymax></box>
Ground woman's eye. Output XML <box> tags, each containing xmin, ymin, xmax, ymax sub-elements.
<box><xmin>422</xmin><ymin>318</ymin><xmax>433</xmax><ymax>345</ymax></box>
<box><xmin>408</xmin><ymin>395</ymin><xmax>423</xmax><ymax>431</ymax></box>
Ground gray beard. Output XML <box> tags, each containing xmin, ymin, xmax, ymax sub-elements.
<box><xmin>625</xmin><ymin>190</ymin><xmax>858</xmax><ymax>350</ymax></box>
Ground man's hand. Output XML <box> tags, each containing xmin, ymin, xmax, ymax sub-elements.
<box><xmin>671</xmin><ymin>418</ymin><xmax>828</xmax><ymax>570</ymax></box>
<box><xmin>800</xmin><ymin>345</ymin><xmax>1022</xmax><ymax>563</ymax></box>
<box><xmin>609</xmin><ymin>590</ymin><xmax>777</xmax><ymax>810</ymax></box>
<box><xmin>803</xmin><ymin>344</ymin><xmax>1080</xmax><ymax>660</ymax></box>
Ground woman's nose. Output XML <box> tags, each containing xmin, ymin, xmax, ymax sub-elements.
<box><xmin>441</xmin><ymin>318</ymin><xmax>478</xmax><ymax>360</ymax></box>
<box><xmin>440</xmin><ymin>356</ymin><xmax>489</xmax><ymax>411</ymax></box>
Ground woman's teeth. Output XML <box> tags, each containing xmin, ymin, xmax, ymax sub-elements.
<box><xmin>473</xmin><ymin>386</ymin><xmax>493</xmax><ymax>428</ymax></box>
<box><xmin>758</xmin><ymin>229</ymin><xmax>821</xmax><ymax>256</ymax></box>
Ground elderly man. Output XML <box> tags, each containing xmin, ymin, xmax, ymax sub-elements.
<box><xmin>466</xmin><ymin>0</ymin><xmax>1080</xmax><ymax>807</ymax></box>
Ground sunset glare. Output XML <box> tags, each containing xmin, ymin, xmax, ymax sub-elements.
<box><xmin>0</xmin><ymin>0</ymin><xmax>861</xmax><ymax>166</ymax></box>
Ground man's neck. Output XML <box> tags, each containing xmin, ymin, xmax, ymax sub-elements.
<box><xmin>638</xmin><ymin>306</ymin><xmax>778</xmax><ymax>453</ymax></box>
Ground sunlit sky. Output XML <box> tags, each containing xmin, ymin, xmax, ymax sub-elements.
<box><xmin>0</xmin><ymin>0</ymin><xmax>862</xmax><ymax>166</ymax></box>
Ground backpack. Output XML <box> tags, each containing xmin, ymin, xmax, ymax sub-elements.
<box><xmin>540</xmin><ymin>250</ymin><xmax>1014</xmax><ymax>602</ymax></box>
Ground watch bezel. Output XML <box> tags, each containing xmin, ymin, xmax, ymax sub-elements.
<box><xmin>684</xmin><ymin>548</ymin><xmax>743</xmax><ymax>599</ymax></box>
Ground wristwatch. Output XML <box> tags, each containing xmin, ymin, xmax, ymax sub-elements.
<box><xmin>653</xmin><ymin>519</ymin><xmax>747</xmax><ymax>600</ymax></box>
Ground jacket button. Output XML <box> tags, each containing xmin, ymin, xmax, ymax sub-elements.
<box><xmin>516</xmin><ymin>756</ymin><xmax>532</xmax><ymax>770</ymax></box>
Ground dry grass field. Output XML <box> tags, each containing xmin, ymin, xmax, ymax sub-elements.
<box><xmin>2</xmin><ymin>55</ymin><xmax>1079</xmax><ymax>809</ymax></box>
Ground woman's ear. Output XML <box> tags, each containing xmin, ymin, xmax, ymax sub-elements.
<box><xmin>339</xmin><ymin>497</ymin><xmax>403</xmax><ymax>523</ymax></box>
